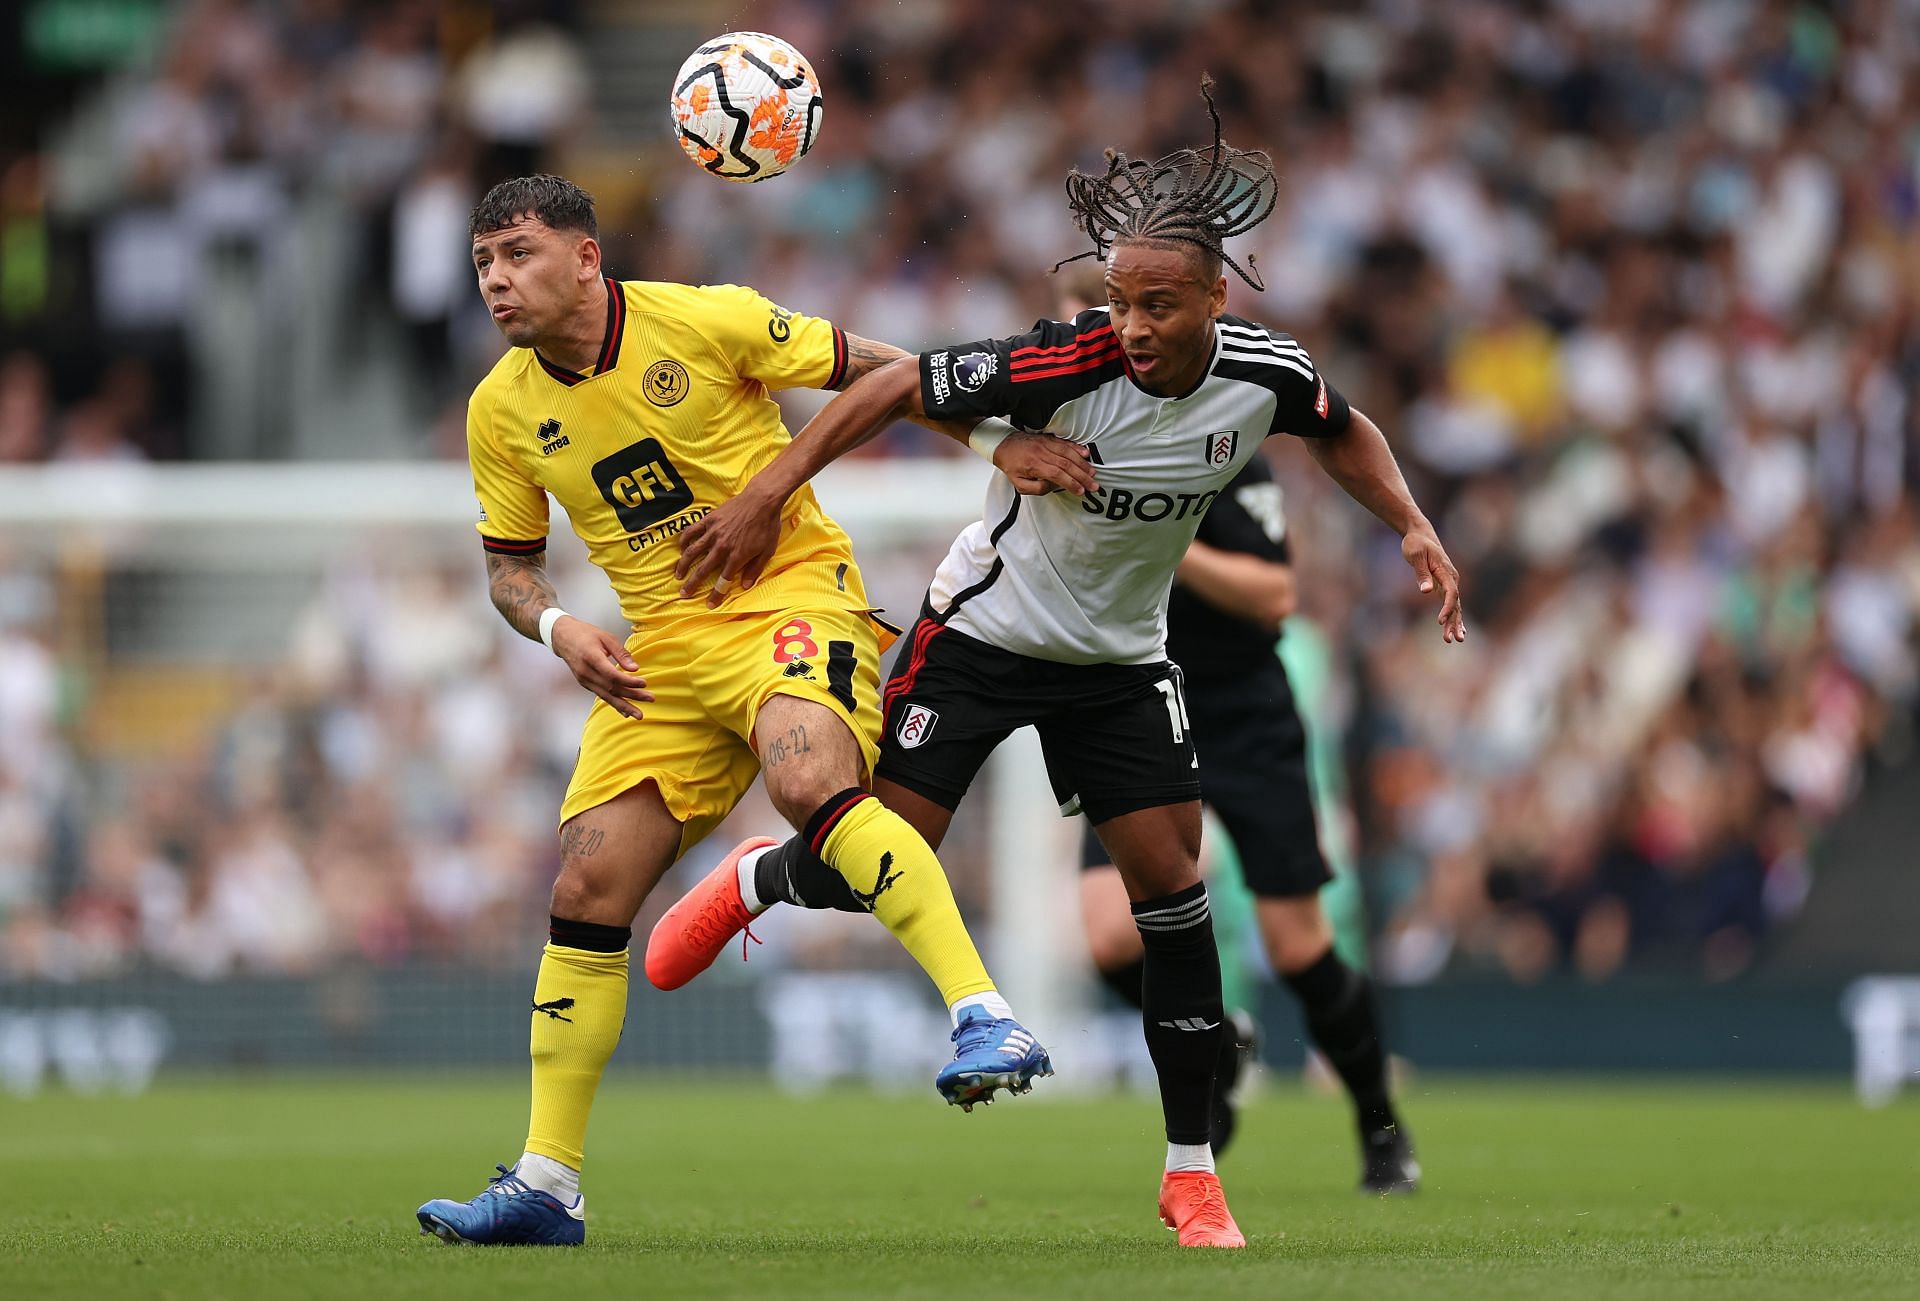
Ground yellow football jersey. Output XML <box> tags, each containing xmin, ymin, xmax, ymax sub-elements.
<box><xmin>467</xmin><ymin>277</ymin><xmax>869</xmax><ymax>627</ymax></box>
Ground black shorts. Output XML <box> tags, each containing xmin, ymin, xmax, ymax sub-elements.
<box><xmin>1078</xmin><ymin>660</ymin><xmax>1330</xmax><ymax>898</ymax></box>
<box><xmin>876</xmin><ymin>609</ymin><xmax>1201</xmax><ymax>825</ymax></box>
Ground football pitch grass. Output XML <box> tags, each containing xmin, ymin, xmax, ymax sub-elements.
<box><xmin>6</xmin><ymin>1075</ymin><xmax>1917</xmax><ymax>1300</ymax></box>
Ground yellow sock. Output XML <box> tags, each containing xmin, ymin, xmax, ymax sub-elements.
<box><xmin>813</xmin><ymin>791</ymin><xmax>996</xmax><ymax>1005</ymax></box>
<box><xmin>525</xmin><ymin>943</ymin><xmax>628</xmax><ymax>1170</ymax></box>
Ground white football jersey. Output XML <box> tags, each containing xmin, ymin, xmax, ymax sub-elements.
<box><xmin>917</xmin><ymin>308</ymin><xmax>1349</xmax><ymax>664</ymax></box>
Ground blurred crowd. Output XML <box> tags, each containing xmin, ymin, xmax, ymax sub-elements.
<box><xmin>0</xmin><ymin>557</ymin><xmax>580</xmax><ymax>977</ymax></box>
<box><xmin>2</xmin><ymin>0</ymin><xmax>1918</xmax><ymax>984</ymax></box>
<box><xmin>0</xmin><ymin>0</ymin><xmax>589</xmax><ymax>457</ymax></box>
<box><xmin>0</xmin><ymin>540</ymin><xmax>973</xmax><ymax>981</ymax></box>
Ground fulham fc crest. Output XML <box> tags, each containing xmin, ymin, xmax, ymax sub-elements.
<box><xmin>896</xmin><ymin>704</ymin><xmax>939</xmax><ymax>749</ymax></box>
<box><xmin>1204</xmin><ymin>430</ymin><xmax>1239</xmax><ymax>469</ymax></box>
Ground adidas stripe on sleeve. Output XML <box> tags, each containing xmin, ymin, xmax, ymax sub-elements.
<box><xmin>1212</xmin><ymin>317</ymin><xmax>1351</xmax><ymax>438</ymax></box>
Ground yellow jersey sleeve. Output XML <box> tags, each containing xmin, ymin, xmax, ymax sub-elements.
<box><xmin>467</xmin><ymin>394</ymin><xmax>549</xmax><ymax>554</ymax></box>
<box><xmin>690</xmin><ymin>283</ymin><xmax>848</xmax><ymax>392</ymax></box>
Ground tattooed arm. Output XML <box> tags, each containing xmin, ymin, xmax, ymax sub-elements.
<box><xmin>836</xmin><ymin>333</ymin><xmax>979</xmax><ymax>445</ymax></box>
<box><xmin>486</xmin><ymin>551</ymin><xmax>561</xmax><ymax>642</ymax></box>
<box><xmin>485</xmin><ymin>550</ymin><xmax>654</xmax><ymax>720</ymax></box>
<box><xmin>830</xmin><ymin>333</ymin><xmax>908</xmax><ymax>390</ymax></box>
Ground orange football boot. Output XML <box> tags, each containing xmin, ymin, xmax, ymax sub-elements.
<box><xmin>644</xmin><ymin>836</ymin><xmax>780</xmax><ymax>990</ymax></box>
<box><xmin>1157</xmin><ymin>1171</ymin><xmax>1247</xmax><ymax>1248</ymax></box>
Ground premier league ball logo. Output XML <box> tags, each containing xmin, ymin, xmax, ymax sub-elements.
<box><xmin>952</xmin><ymin>351</ymin><xmax>997</xmax><ymax>393</ymax></box>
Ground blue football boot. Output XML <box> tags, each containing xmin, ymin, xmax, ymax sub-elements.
<box><xmin>935</xmin><ymin>1006</ymin><xmax>1054</xmax><ymax>1112</ymax></box>
<box><xmin>416</xmin><ymin>1163</ymin><xmax>585</xmax><ymax>1246</ymax></box>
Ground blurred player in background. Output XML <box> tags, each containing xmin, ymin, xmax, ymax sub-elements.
<box><xmin>659</xmin><ymin>83</ymin><xmax>1461</xmax><ymax>1247</ymax></box>
<box><xmin>415</xmin><ymin>175</ymin><xmax>1087</xmax><ymax>1246</ymax></box>
<box><xmin>1053</xmin><ymin>264</ymin><xmax>1418</xmax><ymax>1195</ymax></box>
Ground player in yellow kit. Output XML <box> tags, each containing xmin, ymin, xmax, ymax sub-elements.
<box><xmin>414</xmin><ymin>176</ymin><xmax>1086</xmax><ymax>1247</ymax></box>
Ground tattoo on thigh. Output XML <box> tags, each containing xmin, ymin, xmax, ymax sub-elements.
<box><xmin>560</xmin><ymin>824</ymin><xmax>605</xmax><ymax>859</ymax></box>
<box><xmin>789</xmin><ymin>725</ymin><xmax>810</xmax><ymax>755</ymax></box>
<box><xmin>766</xmin><ymin>738</ymin><xmax>789</xmax><ymax>767</ymax></box>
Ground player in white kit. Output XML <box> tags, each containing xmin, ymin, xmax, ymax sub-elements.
<box><xmin>654</xmin><ymin>81</ymin><xmax>1464</xmax><ymax>1248</ymax></box>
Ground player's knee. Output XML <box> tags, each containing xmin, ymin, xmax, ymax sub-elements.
<box><xmin>549</xmin><ymin>861</ymin><xmax>629</xmax><ymax>926</ymax></box>
<box><xmin>757</xmin><ymin>698</ymin><xmax>868</xmax><ymax>829</ymax></box>
<box><xmin>1260</xmin><ymin>897</ymin><xmax>1334</xmax><ymax>973</ymax></box>
<box><xmin>1123</xmin><ymin>857</ymin><xmax>1203</xmax><ymax>904</ymax></box>
<box><xmin>762</xmin><ymin>764</ymin><xmax>857</xmax><ymax>832</ymax></box>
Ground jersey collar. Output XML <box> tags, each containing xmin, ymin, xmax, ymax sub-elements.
<box><xmin>535</xmin><ymin>276</ymin><xmax>627</xmax><ymax>387</ymax></box>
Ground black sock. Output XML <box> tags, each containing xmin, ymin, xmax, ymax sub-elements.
<box><xmin>1284</xmin><ymin>946</ymin><xmax>1397</xmax><ymax>1133</ymax></box>
<box><xmin>753</xmin><ymin>836</ymin><xmax>866</xmax><ymax>913</ymax></box>
<box><xmin>548</xmin><ymin>915</ymin><xmax>631</xmax><ymax>952</ymax></box>
<box><xmin>1098</xmin><ymin>957</ymin><xmax>1145</xmax><ymax>1009</ymax></box>
<box><xmin>1133</xmin><ymin>882</ymin><xmax>1224</xmax><ymax>1147</ymax></box>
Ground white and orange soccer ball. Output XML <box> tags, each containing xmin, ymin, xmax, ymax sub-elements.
<box><xmin>669</xmin><ymin>32</ymin><xmax>823</xmax><ymax>183</ymax></box>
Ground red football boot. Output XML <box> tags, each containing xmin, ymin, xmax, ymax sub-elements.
<box><xmin>1157</xmin><ymin>1171</ymin><xmax>1247</xmax><ymax>1248</ymax></box>
<box><xmin>644</xmin><ymin>836</ymin><xmax>780</xmax><ymax>990</ymax></box>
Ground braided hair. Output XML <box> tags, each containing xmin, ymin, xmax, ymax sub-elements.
<box><xmin>1057</xmin><ymin>76</ymin><xmax>1278</xmax><ymax>290</ymax></box>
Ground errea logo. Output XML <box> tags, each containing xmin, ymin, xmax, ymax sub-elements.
<box><xmin>536</xmin><ymin>418</ymin><xmax>570</xmax><ymax>456</ymax></box>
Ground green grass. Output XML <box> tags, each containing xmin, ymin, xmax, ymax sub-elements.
<box><xmin>5</xmin><ymin>1074</ymin><xmax>1918</xmax><ymax>1299</ymax></box>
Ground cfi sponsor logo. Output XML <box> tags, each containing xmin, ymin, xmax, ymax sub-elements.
<box><xmin>952</xmin><ymin>350</ymin><xmax>997</xmax><ymax>393</ymax></box>
<box><xmin>1314</xmin><ymin>374</ymin><xmax>1329</xmax><ymax>418</ymax></box>
<box><xmin>895</xmin><ymin>703</ymin><xmax>938</xmax><ymax>748</ymax></box>
<box><xmin>1203</xmin><ymin>429</ymin><xmax>1239</xmax><ymax>469</ymax></box>
<box><xmin>593</xmin><ymin>437</ymin><xmax>694</xmax><ymax>531</ymax></box>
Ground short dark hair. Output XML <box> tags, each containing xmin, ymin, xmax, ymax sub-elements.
<box><xmin>1057</xmin><ymin>76</ymin><xmax>1276</xmax><ymax>290</ymax></box>
<box><xmin>469</xmin><ymin>175</ymin><xmax>598</xmax><ymax>241</ymax></box>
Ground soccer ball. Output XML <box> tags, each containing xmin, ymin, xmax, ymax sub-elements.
<box><xmin>669</xmin><ymin>32</ymin><xmax>823</xmax><ymax>183</ymax></box>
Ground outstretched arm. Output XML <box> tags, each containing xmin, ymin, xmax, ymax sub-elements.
<box><xmin>674</xmin><ymin>358</ymin><xmax>917</xmax><ymax>602</ymax></box>
<box><xmin>765</xmin><ymin>354</ymin><xmax>927</xmax><ymax>500</ymax></box>
<box><xmin>675</xmin><ymin>356</ymin><xmax>1096</xmax><ymax>604</ymax></box>
<box><xmin>835</xmin><ymin>333</ymin><xmax>985</xmax><ymax>447</ymax></box>
<box><xmin>1304</xmin><ymin>409</ymin><xmax>1466</xmax><ymax>643</ymax></box>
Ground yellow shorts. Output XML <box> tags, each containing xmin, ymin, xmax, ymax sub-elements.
<box><xmin>560</xmin><ymin>607</ymin><xmax>896</xmax><ymax>859</ymax></box>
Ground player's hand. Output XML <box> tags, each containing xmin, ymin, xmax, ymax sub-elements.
<box><xmin>1402</xmin><ymin>524</ymin><xmax>1466</xmax><ymax>644</ymax></box>
<box><xmin>993</xmin><ymin>432</ymin><xmax>1098</xmax><ymax>496</ymax></box>
<box><xmin>675</xmin><ymin>486</ymin><xmax>783</xmax><ymax>607</ymax></box>
<box><xmin>549</xmin><ymin>616</ymin><xmax>655</xmax><ymax>719</ymax></box>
